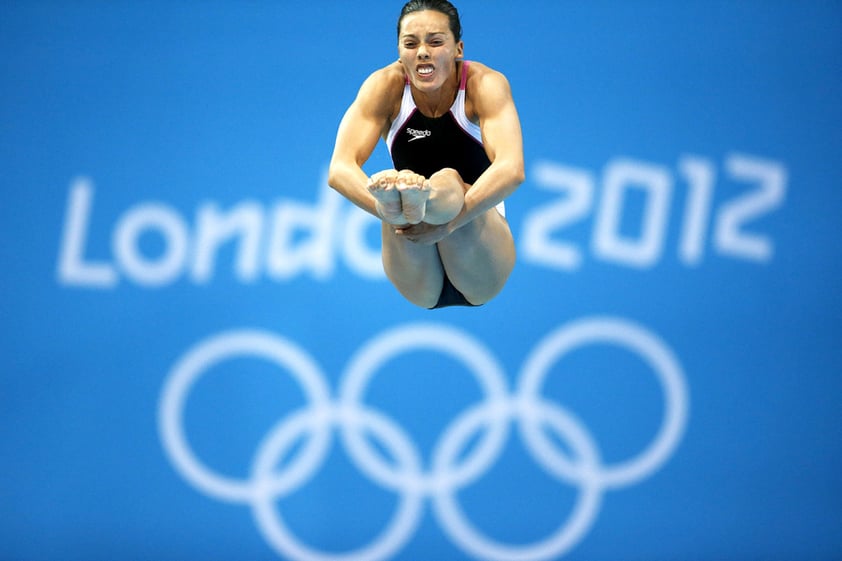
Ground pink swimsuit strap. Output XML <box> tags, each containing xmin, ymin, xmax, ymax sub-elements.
<box><xmin>459</xmin><ymin>60</ymin><xmax>470</xmax><ymax>90</ymax></box>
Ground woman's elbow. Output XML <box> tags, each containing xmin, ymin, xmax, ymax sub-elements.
<box><xmin>509</xmin><ymin>161</ymin><xmax>526</xmax><ymax>188</ymax></box>
<box><xmin>327</xmin><ymin>161</ymin><xmax>344</xmax><ymax>191</ymax></box>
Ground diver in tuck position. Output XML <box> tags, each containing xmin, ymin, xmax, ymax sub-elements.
<box><xmin>328</xmin><ymin>0</ymin><xmax>524</xmax><ymax>308</ymax></box>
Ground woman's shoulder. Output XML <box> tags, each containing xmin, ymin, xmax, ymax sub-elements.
<box><xmin>353</xmin><ymin>61</ymin><xmax>406</xmax><ymax>121</ymax></box>
<box><xmin>360</xmin><ymin>61</ymin><xmax>406</xmax><ymax>100</ymax></box>
<box><xmin>464</xmin><ymin>61</ymin><xmax>513</xmax><ymax>118</ymax></box>
<box><xmin>465</xmin><ymin>61</ymin><xmax>510</xmax><ymax>91</ymax></box>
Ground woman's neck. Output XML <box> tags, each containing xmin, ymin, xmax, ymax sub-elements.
<box><xmin>411</xmin><ymin>61</ymin><xmax>460</xmax><ymax>118</ymax></box>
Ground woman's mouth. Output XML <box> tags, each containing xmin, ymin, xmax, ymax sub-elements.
<box><xmin>417</xmin><ymin>65</ymin><xmax>435</xmax><ymax>79</ymax></box>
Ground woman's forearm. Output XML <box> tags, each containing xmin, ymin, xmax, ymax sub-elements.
<box><xmin>327</xmin><ymin>161</ymin><xmax>379</xmax><ymax>218</ymax></box>
<box><xmin>451</xmin><ymin>159</ymin><xmax>524</xmax><ymax>231</ymax></box>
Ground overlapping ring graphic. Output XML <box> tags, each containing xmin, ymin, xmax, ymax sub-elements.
<box><xmin>158</xmin><ymin>317</ymin><xmax>689</xmax><ymax>561</ymax></box>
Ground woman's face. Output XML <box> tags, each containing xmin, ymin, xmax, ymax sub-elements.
<box><xmin>398</xmin><ymin>10</ymin><xmax>464</xmax><ymax>94</ymax></box>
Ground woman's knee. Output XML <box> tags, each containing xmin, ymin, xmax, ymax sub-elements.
<box><xmin>424</xmin><ymin>169</ymin><xmax>467</xmax><ymax>225</ymax></box>
<box><xmin>429</xmin><ymin>168</ymin><xmax>467</xmax><ymax>192</ymax></box>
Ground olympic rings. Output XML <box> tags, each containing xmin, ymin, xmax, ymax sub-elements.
<box><xmin>158</xmin><ymin>317</ymin><xmax>689</xmax><ymax>561</ymax></box>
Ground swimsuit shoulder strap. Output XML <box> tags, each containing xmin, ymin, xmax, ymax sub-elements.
<box><xmin>459</xmin><ymin>60</ymin><xmax>470</xmax><ymax>90</ymax></box>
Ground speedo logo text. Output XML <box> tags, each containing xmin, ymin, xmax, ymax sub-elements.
<box><xmin>406</xmin><ymin>127</ymin><xmax>431</xmax><ymax>142</ymax></box>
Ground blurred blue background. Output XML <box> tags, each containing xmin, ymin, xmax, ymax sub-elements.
<box><xmin>2</xmin><ymin>1</ymin><xmax>841</xmax><ymax>560</ymax></box>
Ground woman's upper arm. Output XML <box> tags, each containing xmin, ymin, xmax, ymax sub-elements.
<box><xmin>474</xmin><ymin>69</ymin><xmax>524</xmax><ymax>173</ymax></box>
<box><xmin>331</xmin><ymin>70</ymin><xmax>395</xmax><ymax>168</ymax></box>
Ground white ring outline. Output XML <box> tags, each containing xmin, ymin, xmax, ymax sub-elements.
<box><xmin>433</xmin><ymin>399</ymin><xmax>603</xmax><ymax>561</ymax></box>
<box><xmin>517</xmin><ymin>316</ymin><xmax>689</xmax><ymax>488</ymax></box>
<box><xmin>251</xmin><ymin>407</ymin><xmax>425</xmax><ymax>561</ymax></box>
<box><xmin>158</xmin><ymin>330</ymin><xmax>332</xmax><ymax>502</ymax></box>
<box><xmin>338</xmin><ymin>323</ymin><xmax>510</xmax><ymax>494</ymax></box>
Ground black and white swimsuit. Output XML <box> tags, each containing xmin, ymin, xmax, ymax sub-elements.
<box><xmin>385</xmin><ymin>61</ymin><xmax>502</xmax><ymax>308</ymax></box>
<box><xmin>387</xmin><ymin>60</ymin><xmax>491</xmax><ymax>185</ymax></box>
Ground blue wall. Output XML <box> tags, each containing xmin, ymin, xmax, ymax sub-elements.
<box><xmin>2</xmin><ymin>1</ymin><xmax>841</xmax><ymax>560</ymax></box>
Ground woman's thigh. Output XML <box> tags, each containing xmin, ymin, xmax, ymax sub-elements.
<box><xmin>436</xmin><ymin>209</ymin><xmax>516</xmax><ymax>305</ymax></box>
<box><xmin>380</xmin><ymin>222</ymin><xmax>445</xmax><ymax>308</ymax></box>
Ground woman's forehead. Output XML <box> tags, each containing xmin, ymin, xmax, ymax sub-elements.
<box><xmin>399</xmin><ymin>10</ymin><xmax>451</xmax><ymax>37</ymax></box>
